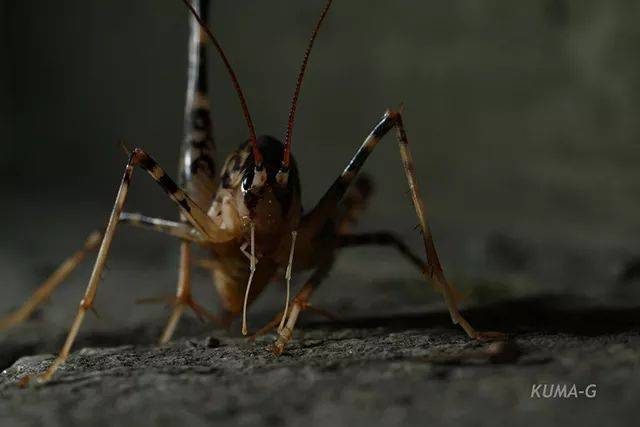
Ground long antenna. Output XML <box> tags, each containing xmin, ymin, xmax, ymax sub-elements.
<box><xmin>282</xmin><ymin>0</ymin><xmax>334</xmax><ymax>168</ymax></box>
<box><xmin>181</xmin><ymin>0</ymin><xmax>262</xmax><ymax>166</ymax></box>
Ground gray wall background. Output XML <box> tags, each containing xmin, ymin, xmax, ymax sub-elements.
<box><xmin>1</xmin><ymin>1</ymin><xmax>639</xmax><ymax>318</ymax></box>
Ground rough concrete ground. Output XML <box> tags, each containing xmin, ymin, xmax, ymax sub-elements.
<box><xmin>0</xmin><ymin>294</ymin><xmax>638</xmax><ymax>427</ymax></box>
<box><xmin>1</xmin><ymin>202</ymin><xmax>639</xmax><ymax>427</ymax></box>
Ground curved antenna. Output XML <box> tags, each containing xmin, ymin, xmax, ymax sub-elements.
<box><xmin>181</xmin><ymin>0</ymin><xmax>262</xmax><ymax>166</ymax></box>
<box><xmin>282</xmin><ymin>0</ymin><xmax>334</xmax><ymax>168</ymax></box>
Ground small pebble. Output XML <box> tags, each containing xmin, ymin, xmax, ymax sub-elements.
<box><xmin>204</xmin><ymin>336</ymin><xmax>221</xmax><ymax>348</ymax></box>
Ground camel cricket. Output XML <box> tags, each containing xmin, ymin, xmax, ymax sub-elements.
<box><xmin>1</xmin><ymin>0</ymin><xmax>504</xmax><ymax>383</ymax></box>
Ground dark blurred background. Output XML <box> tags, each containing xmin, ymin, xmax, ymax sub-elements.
<box><xmin>1</xmin><ymin>0</ymin><xmax>639</xmax><ymax>331</ymax></box>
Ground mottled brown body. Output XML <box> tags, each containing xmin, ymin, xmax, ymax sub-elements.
<box><xmin>205</xmin><ymin>138</ymin><xmax>303</xmax><ymax>317</ymax></box>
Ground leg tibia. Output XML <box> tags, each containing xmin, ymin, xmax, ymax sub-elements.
<box><xmin>0</xmin><ymin>230</ymin><xmax>101</xmax><ymax>331</ymax></box>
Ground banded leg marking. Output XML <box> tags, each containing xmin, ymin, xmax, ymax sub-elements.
<box><xmin>179</xmin><ymin>0</ymin><xmax>217</xmax><ymax>208</ymax></box>
<box><xmin>33</xmin><ymin>148</ymin><xmax>228</xmax><ymax>383</ymax></box>
<box><xmin>130</xmin><ymin>149</ymin><xmax>232</xmax><ymax>243</ymax></box>
<box><xmin>303</xmin><ymin>113</ymin><xmax>394</xmax><ymax>230</ymax></box>
<box><xmin>301</xmin><ymin>110</ymin><xmax>504</xmax><ymax>344</ymax></box>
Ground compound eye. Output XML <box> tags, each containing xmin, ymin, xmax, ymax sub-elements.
<box><xmin>241</xmin><ymin>174</ymin><xmax>252</xmax><ymax>192</ymax></box>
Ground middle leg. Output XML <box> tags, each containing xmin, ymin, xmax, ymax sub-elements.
<box><xmin>338</xmin><ymin>232</ymin><xmax>424</xmax><ymax>272</ymax></box>
<box><xmin>337</xmin><ymin>232</ymin><xmax>465</xmax><ymax>302</ymax></box>
<box><xmin>159</xmin><ymin>240</ymin><xmax>223</xmax><ymax>343</ymax></box>
<box><xmin>119</xmin><ymin>212</ymin><xmax>220</xmax><ymax>341</ymax></box>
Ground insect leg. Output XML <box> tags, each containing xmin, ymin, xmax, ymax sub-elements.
<box><xmin>240</xmin><ymin>222</ymin><xmax>257</xmax><ymax>335</ymax></box>
<box><xmin>179</xmin><ymin>0</ymin><xmax>217</xmax><ymax>204</ymax></box>
<box><xmin>33</xmin><ymin>149</ymin><xmax>230</xmax><ymax>383</ymax></box>
<box><xmin>164</xmin><ymin>0</ymin><xmax>219</xmax><ymax>344</ymax></box>
<box><xmin>301</xmin><ymin>112</ymin><xmax>397</xmax><ymax>233</ymax></box>
<box><xmin>118</xmin><ymin>212</ymin><xmax>220</xmax><ymax>337</ymax></box>
<box><xmin>158</xmin><ymin>240</ymin><xmax>223</xmax><ymax>343</ymax></box>
<box><xmin>119</xmin><ymin>212</ymin><xmax>205</xmax><ymax>242</ymax></box>
<box><xmin>127</xmin><ymin>149</ymin><xmax>232</xmax><ymax>242</ymax></box>
<box><xmin>278</xmin><ymin>230</ymin><xmax>298</xmax><ymax>332</ymax></box>
<box><xmin>338</xmin><ymin>232</ymin><xmax>423</xmax><ymax>271</ymax></box>
<box><xmin>272</xmin><ymin>259</ymin><xmax>334</xmax><ymax>355</ymax></box>
<box><xmin>249</xmin><ymin>302</ymin><xmax>337</xmax><ymax>341</ymax></box>
<box><xmin>35</xmin><ymin>160</ymin><xmax>136</xmax><ymax>382</ymax></box>
<box><xmin>0</xmin><ymin>231</ymin><xmax>102</xmax><ymax>332</ymax></box>
<box><xmin>337</xmin><ymin>232</ymin><xmax>465</xmax><ymax>302</ymax></box>
<box><xmin>302</xmin><ymin>110</ymin><xmax>502</xmax><ymax>341</ymax></box>
<box><xmin>391</xmin><ymin>111</ymin><xmax>504</xmax><ymax>341</ymax></box>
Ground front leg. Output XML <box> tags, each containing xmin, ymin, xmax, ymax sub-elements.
<box><xmin>272</xmin><ymin>260</ymin><xmax>334</xmax><ymax>355</ymax></box>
